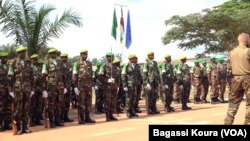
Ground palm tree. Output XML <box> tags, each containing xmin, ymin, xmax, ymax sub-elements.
<box><xmin>0</xmin><ymin>0</ymin><xmax>82</xmax><ymax>56</ymax></box>
<box><xmin>0</xmin><ymin>44</ymin><xmax>17</xmax><ymax>59</ymax></box>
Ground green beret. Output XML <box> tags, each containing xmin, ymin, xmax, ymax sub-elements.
<box><xmin>217</xmin><ymin>57</ymin><xmax>224</xmax><ymax>61</ymax></box>
<box><xmin>200</xmin><ymin>60</ymin><xmax>207</xmax><ymax>64</ymax></box>
<box><xmin>48</xmin><ymin>48</ymin><xmax>57</xmax><ymax>53</ymax></box>
<box><xmin>210</xmin><ymin>56</ymin><xmax>216</xmax><ymax>60</ymax></box>
<box><xmin>96</xmin><ymin>61</ymin><xmax>102</xmax><ymax>67</ymax></box>
<box><xmin>128</xmin><ymin>54</ymin><xmax>136</xmax><ymax>59</ymax></box>
<box><xmin>80</xmin><ymin>50</ymin><xmax>88</xmax><ymax>54</ymax></box>
<box><xmin>165</xmin><ymin>54</ymin><xmax>171</xmax><ymax>58</ymax></box>
<box><xmin>38</xmin><ymin>59</ymin><xmax>44</xmax><ymax>64</ymax></box>
<box><xmin>106</xmin><ymin>52</ymin><xmax>114</xmax><ymax>56</ymax></box>
<box><xmin>147</xmin><ymin>51</ymin><xmax>154</xmax><ymax>56</ymax></box>
<box><xmin>60</xmin><ymin>53</ymin><xmax>68</xmax><ymax>57</ymax></box>
<box><xmin>16</xmin><ymin>45</ymin><xmax>27</xmax><ymax>53</ymax></box>
<box><xmin>193</xmin><ymin>60</ymin><xmax>199</xmax><ymax>63</ymax></box>
<box><xmin>30</xmin><ymin>54</ymin><xmax>38</xmax><ymax>59</ymax></box>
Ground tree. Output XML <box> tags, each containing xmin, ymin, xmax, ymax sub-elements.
<box><xmin>0</xmin><ymin>43</ymin><xmax>17</xmax><ymax>59</ymax></box>
<box><xmin>0</xmin><ymin>0</ymin><xmax>82</xmax><ymax>56</ymax></box>
<box><xmin>162</xmin><ymin>0</ymin><xmax>250</xmax><ymax>53</ymax></box>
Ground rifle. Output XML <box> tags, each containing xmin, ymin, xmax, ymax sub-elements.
<box><xmin>11</xmin><ymin>102</ymin><xmax>17</xmax><ymax>135</ymax></box>
<box><xmin>44</xmin><ymin>97</ymin><xmax>48</xmax><ymax>128</ymax></box>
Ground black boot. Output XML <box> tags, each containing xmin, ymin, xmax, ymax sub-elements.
<box><xmin>109</xmin><ymin>112</ymin><xmax>118</xmax><ymax>121</ymax></box>
<box><xmin>166</xmin><ymin>106</ymin><xmax>175</xmax><ymax>112</ymax></box>
<box><xmin>135</xmin><ymin>108</ymin><xmax>142</xmax><ymax>113</ymax></box>
<box><xmin>127</xmin><ymin>110</ymin><xmax>133</xmax><ymax>118</ymax></box>
<box><xmin>153</xmin><ymin>107</ymin><xmax>160</xmax><ymax>114</ymax></box>
<box><xmin>64</xmin><ymin>114</ymin><xmax>74</xmax><ymax>122</ymax></box>
<box><xmin>4</xmin><ymin>120</ymin><xmax>12</xmax><ymax>130</ymax></box>
<box><xmin>55</xmin><ymin>116</ymin><xmax>64</xmax><ymax>126</ymax></box>
<box><xmin>0</xmin><ymin>122</ymin><xmax>3</xmax><ymax>132</ymax></box>
<box><xmin>22</xmin><ymin>122</ymin><xmax>32</xmax><ymax>134</ymax></box>
<box><xmin>106</xmin><ymin>113</ymin><xmax>111</xmax><ymax>121</ymax></box>
<box><xmin>49</xmin><ymin>117</ymin><xmax>55</xmax><ymax>128</ymax></box>
<box><xmin>79</xmin><ymin>114</ymin><xmax>85</xmax><ymax>124</ymax></box>
<box><xmin>85</xmin><ymin>114</ymin><xmax>96</xmax><ymax>123</ymax></box>
<box><xmin>16</xmin><ymin>122</ymin><xmax>22</xmax><ymax>135</ymax></box>
<box><xmin>131</xmin><ymin>110</ymin><xmax>139</xmax><ymax>117</ymax></box>
<box><xmin>35</xmin><ymin>117</ymin><xmax>43</xmax><ymax>125</ymax></box>
<box><xmin>182</xmin><ymin>103</ymin><xmax>192</xmax><ymax>110</ymax></box>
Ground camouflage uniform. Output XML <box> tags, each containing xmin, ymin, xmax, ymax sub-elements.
<box><xmin>73</xmin><ymin>58</ymin><xmax>95</xmax><ymax>123</ymax></box>
<box><xmin>122</xmin><ymin>61</ymin><xmax>139</xmax><ymax>118</ymax></box>
<box><xmin>93</xmin><ymin>63</ymin><xmax>104</xmax><ymax>114</ymax></box>
<box><xmin>173</xmin><ymin>64</ymin><xmax>181</xmax><ymax>103</ymax></box>
<box><xmin>113</xmin><ymin>60</ymin><xmax>122</xmax><ymax>113</ymax></box>
<box><xmin>226</xmin><ymin>61</ymin><xmax>233</xmax><ymax>93</ymax></box>
<box><xmin>207</xmin><ymin>58</ymin><xmax>220</xmax><ymax>103</ymax></box>
<box><xmin>217</xmin><ymin>58</ymin><xmax>227</xmax><ymax>102</ymax></box>
<box><xmin>176</xmin><ymin>60</ymin><xmax>191</xmax><ymax>110</ymax></box>
<box><xmin>161</xmin><ymin>60</ymin><xmax>175</xmax><ymax>112</ymax></box>
<box><xmin>143</xmin><ymin>57</ymin><xmax>160</xmax><ymax>114</ymax></box>
<box><xmin>9</xmin><ymin>48</ymin><xmax>34</xmax><ymax>134</ymax></box>
<box><xmin>29</xmin><ymin>59</ymin><xmax>43</xmax><ymax>126</ymax></box>
<box><xmin>190</xmin><ymin>61</ymin><xmax>202</xmax><ymax>103</ymax></box>
<box><xmin>0</xmin><ymin>54</ymin><xmax>12</xmax><ymax>131</ymax></box>
<box><xmin>99</xmin><ymin>56</ymin><xmax>118</xmax><ymax>121</ymax></box>
<box><xmin>42</xmin><ymin>56</ymin><xmax>65</xmax><ymax>127</ymax></box>
<box><xmin>135</xmin><ymin>63</ymin><xmax>143</xmax><ymax>113</ymax></box>
<box><xmin>201</xmin><ymin>61</ymin><xmax>209</xmax><ymax>103</ymax></box>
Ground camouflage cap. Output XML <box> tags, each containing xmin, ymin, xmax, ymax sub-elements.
<box><xmin>60</xmin><ymin>53</ymin><xmax>68</xmax><ymax>57</ymax></box>
<box><xmin>38</xmin><ymin>59</ymin><xmax>44</xmax><ymax>64</ymax></box>
<box><xmin>30</xmin><ymin>54</ymin><xmax>38</xmax><ymax>59</ymax></box>
<box><xmin>48</xmin><ymin>48</ymin><xmax>57</xmax><ymax>53</ymax></box>
<box><xmin>16</xmin><ymin>45</ymin><xmax>27</xmax><ymax>53</ymax></box>
<box><xmin>0</xmin><ymin>52</ymin><xmax>8</xmax><ymax>57</ymax></box>
<box><xmin>80</xmin><ymin>50</ymin><xmax>88</xmax><ymax>54</ymax></box>
<box><xmin>106</xmin><ymin>52</ymin><xmax>114</xmax><ymax>57</ymax></box>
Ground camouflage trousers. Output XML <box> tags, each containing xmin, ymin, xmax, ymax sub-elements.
<box><xmin>227</xmin><ymin>76</ymin><xmax>233</xmax><ymax>94</ymax></box>
<box><xmin>224</xmin><ymin>75</ymin><xmax>250</xmax><ymax>125</ymax></box>
<box><xmin>78</xmin><ymin>82</ymin><xmax>93</xmax><ymax>115</ymax></box>
<box><xmin>210</xmin><ymin>76</ymin><xmax>219</xmax><ymax>99</ymax></box>
<box><xmin>0</xmin><ymin>86</ymin><xmax>12</xmax><ymax>128</ymax></box>
<box><xmin>219</xmin><ymin>79</ymin><xmax>227</xmax><ymax>100</ymax></box>
<box><xmin>135</xmin><ymin>84</ymin><xmax>142</xmax><ymax>109</ymax></box>
<box><xmin>63</xmin><ymin>89</ymin><xmax>71</xmax><ymax>117</ymax></box>
<box><xmin>201</xmin><ymin>77</ymin><xmax>209</xmax><ymax>100</ymax></box>
<box><xmin>13</xmin><ymin>90</ymin><xmax>31</xmax><ymax>127</ymax></box>
<box><xmin>179</xmin><ymin>81</ymin><xmax>191</xmax><ymax>104</ymax></box>
<box><xmin>192</xmin><ymin>78</ymin><xmax>202</xmax><ymax>100</ymax></box>
<box><xmin>95</xmin><ymin>87</ymin><xmax>104</xmax><ymax>112</ymax></box>
<box><xmin>145</xmin><ymin>82</ymin><xmax>159</xmax><ymax>113</ymax></box>
<box><xmin>173</xmin><ymin>82</ymin><xmax>181</xmax><ymax>101</ymax></box>
<box><xmin>162</xmin><ymin>83</ymin><xmax>174</xmax><ymax>107</ymax></box>
<box><xmin>126</xmin><ymin>86</ymin><xmax>137</xmax><ymax>111</ymax></box>
<box><xmin>104</xmin><ymin>84</ymin><xmax>117</xmax><ymax>113</ymax></box>
<box><xmin>47</xmin><ymin>84</ymin><xmax>64</xmax><ymax>122</ymax></box>
<box><xmin>29</xmin><ymin>91</ymin><xmax>43</xmax><ymax>123</ymax></box>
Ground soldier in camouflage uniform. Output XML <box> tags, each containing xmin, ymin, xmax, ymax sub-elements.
<box><xmin>60</xmin><ymin>53</ymin><xmax>73</xmax><ymax>122</ymax></box>
<box><xmin>93</xmin><ymin>61</ymin><xmax>104</xmax><ymax>114</ymax></box>
<box><xmin>176</xmin><ymin>56</ymin><xmax>191</xmax><ymax>110</ymax></box>
<box><xmin>224</xmin><ymin>33</ymin><xmax>250</xmax><ymax>124</ymax></box>
<box><xmin>217</xmin><ymin>57</ymin><xmax>228</xmax><ymax>103</ymax></box>
<box><xmin>0</xmin><ymin>52</ymin><xmax>12</xmax><ymax>131</ymax></box>
<box><xmin>190</xmin><ymin>60</ymin><xmax>202</xmax><ymax>104</ymax></box>
<box><xmin>161</xmin><ymin>54</ymin><xmax>175</xmax><ymax>112</ymax></box>
<box><xmin>226</xmin><ymin>59</ymin><xmax>233</xmax><ymax>94</ymax></box>
<box><xmin>143</xmin><ymin>51</ymin><xmax>160</xmax><ymax>115</ymax></box>
<box><xmin>72</xmin><ymin>50</ymin><xmax>95</xmax><ymax>124</ymax></box>
<box><xmin>42</xmin><ymin>48</ymin><xmax>65</xmax><ymax>128</ymax></box>
<box><xmin>113</xmin><ymin>58</ymin><xmax>123</xmax><ymax>113</ymax></box>
<box><xmin>200</xmin><ymin>60</ymin><xmax>210</xmax><ymax>103</ymax></box>
<box><xmin>135</xmin><ymin>56</ymin><xmax>143</xmax><ymax>113</ymax></box>
<box><xmin>173</xmin><ymin>63</ymin><xmax>181</xmax><ymax>103</ymax></box>
<box><xmin>98</xmin><ymin>52</ymin><xmax>118</xmax><ymax>121</ymax></box>
<box><xmin>8</xmin><ymin>46</ymin><xmax>33</xmax><ymax>135</ymax></box>
<box><xmin>122</xmin><ymin>54</ymin><xmax>139</xmax><ymax>118</ymax></box>
<box><xmin>29</xmin><ymin>54</ymin><xmax>43</xmax><ymax>126</ymax></box>
<box><xmin>207</xmin><ymin>56</ymin><xmax>220</xmax><ymax>104</ymax></box>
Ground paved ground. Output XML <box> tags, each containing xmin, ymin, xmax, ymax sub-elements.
<box><xmin>1</xmin><ymin>98</ymin><xmax>247</xmax><ymax>141</ymax></box>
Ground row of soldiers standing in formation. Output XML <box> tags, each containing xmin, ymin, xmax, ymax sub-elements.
<box><xmin>0</xmin><ymin>46</ymin><xmax>231</xmax><ymax>135</ymax></box>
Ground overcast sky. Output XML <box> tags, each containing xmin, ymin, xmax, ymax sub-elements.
<box><xmin>0</xmin><ymin>0</ymin><xmax>227</xmax><ymax>62</ymax></box>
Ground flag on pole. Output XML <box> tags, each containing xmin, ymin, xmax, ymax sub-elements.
<box><xmin>125</xmin><ymin>10</ymin><xmax>132</xmax><ymax>49</ymax></box>
<box><xmin>111</xmin><ymin>8</ymin><xmax>118</xmax><ymax>40</ymax></box>
<box><xmin>119</xmin><ymin>7</ymin><xmax>124</xmax><ymax>44</ymax></box>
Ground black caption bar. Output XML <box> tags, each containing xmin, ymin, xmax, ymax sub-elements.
<box><xmin>149</xmin><ymin>125</ymin><xmax>250</xmax><ymax>141</ymax></box>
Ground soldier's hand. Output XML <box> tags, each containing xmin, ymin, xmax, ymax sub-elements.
<box><xmin>123</xmin><ymin>87</ymin><xmax>128</xmax><ymax>92</ymax></box>
<box><xmin>146</xmin><ymin>84</ymin><xmax>151</xmax><ymax>90</ymax></box>
<box><xmin>164</xmin><ymin>85</ymin><xmax>169</xmax><ymax>89</ymax></box>
<box><xmin>108</xmin><ymin>78</ymin><xmax>115</xmax><ymax>83</ymax></box>
<box><xmin>74</xmin><ymin>87</ymin><xmax>80</xmax><ymax>95</ymax></box>
<box><xmin>42</xmin><ymin>90</ymin><xmax>48</xmax><ymax>98</ymax></box>
<box><xmin>9</xmin><ymin>92</ymin><xmax>14</xmax><ymax>98</ymax></box>
<box><xmin>30</xmin><ymin>91</ymin><xmax>35</xmax><ymax>98</ymax></box>
<box><xmin>94</xmin><ymin>85</ymin><xmax>98</xmax><ymax>90</ymax></box>
<box><xmin>64</xmin><ymin>88</ymin><xmax>68</xmax><ymax>94</ymax></box>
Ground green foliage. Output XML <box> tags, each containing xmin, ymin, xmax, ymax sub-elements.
<box><xmin>162</xmin><ymin>0</ymin><xmax>250</xmax><ymax>53</ymax></box>
<box><xmin>0</xmin><ymin>44</ymin><xmax>17</xmax><ymax>59</ymax></box>
<box><xmin>0</xmin><ymin>0</ymin><xmax>83</xmax><ymax>56</ymax></box>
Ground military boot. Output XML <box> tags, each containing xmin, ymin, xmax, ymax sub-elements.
<box><xmin>22</xmin><ymin>122</ymin><xmax>32</xmax><ymax>134</ymax></box>
<box><xmin>109</xmin><ymin>112</ymin><xmax>118</xmax><ymax>121</ymax></box>
<box><xmin>16</xmin><ymin>122</ymin><xmax>23</xmax><ymax>135</ymax></box>
<box><xmin>106</xmin><ymin>112</ymin><xmax>111</xmax><ymax>121</ymax></box>
<box><xmin>127</xmin><ymin>110</ymin><xmax>133</xmax><ymax>118</ymax></box>
<box><xmin>85</xmin><ymin>114</ymin><xmax>96</xmax><ymax>123</ymax></box>
<box><xmin>79</xmin><ymin>114</ymin><xmax>85</xmax><ymax>124</ymax></box>
<box><xmin>166</xmin><ymin>106</ymin><xmax>175</xmax><ymax>112</ymax></box>
<box><xmin>64</xmin><ymin>114</ymin><xmax>74</xmax><ymax>122</ymax></box>
<box><xmin>135</xmin><ymin>107</ymin><xmax>142</xmax><ymax>113</ymax></box>
<box><xmin>4</xmin><ymin>120</ymin><xmax>12</xmax><ymax>130</ymax></box>
<box><xmin>55</xmin><ymin>116</ymin><xmax>64</xmax><ymax>126</ymax></box>
<box><xmin>153</xmin><ymin>107</ymin><xmax>160</xmax><ymax>114</ymax></box>
<box><xmin>131</xmin><ymin>110</ymin><xmax>139</xmax><ymax>117</ymax></box>
<box><xmin>182</xmin><ymin>103</ymin><xmax>192</xmax><ymax>110</ymax></box>
<box><xmin>35</xmin><ymin>117</ymin><xmax>43</xmax><ymax>125</ymax></box>
<box><xmin>49</xmin><ymin>117</ymin><xmax>55</xmax><ymax>128</ymax></box>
